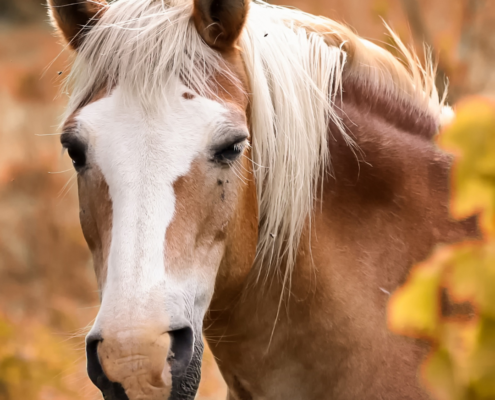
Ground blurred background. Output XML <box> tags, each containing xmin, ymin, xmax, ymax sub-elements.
<box><xmin>0</xmin><ymin>0</ymin><xmax>493</xmax><ymax>399</ymax></box>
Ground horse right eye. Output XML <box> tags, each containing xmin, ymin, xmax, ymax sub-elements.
<box><xmin>61</xmin><ymin>135</ymin><xmax>87</xmax><ymax>172</ymax></box>
<box><xmin>67</xmin><ymin>144</ymin><xmax>87</xmax><ymax>170</ymax></box>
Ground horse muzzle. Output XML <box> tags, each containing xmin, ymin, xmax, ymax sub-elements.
<box><xmin>86</xmin><ymin>326</ymin><xmax>195</xmax><ymax>400</ymax></box>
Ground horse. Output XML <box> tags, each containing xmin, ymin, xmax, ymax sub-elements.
<box><xmin>47</xmin><ymin>0</ymin><xmax>476</xmax><ymax>399</ymax></box>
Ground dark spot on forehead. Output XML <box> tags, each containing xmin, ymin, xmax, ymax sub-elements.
<box><xmin>182</xmin><ymin>92</ymin><xmax>196</xmax><ymax>100</ymax></box>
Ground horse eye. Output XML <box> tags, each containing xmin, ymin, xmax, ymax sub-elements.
<box><xmin>62</xmin><ymin>136</ymin><xmax>87</xmax><ymax>171</ymax></box>
<box><xmin>67</xmin><ymin>145</ymin><xmax>86</xmax><ymax>170</ymax></box>
<box><xmin>213</xmin><ymin>140</ymin><xmax>246</xmax><ymax>164</ymax></box>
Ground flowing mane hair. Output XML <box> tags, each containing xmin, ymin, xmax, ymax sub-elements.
<box><xmin>64</xmin><ymin>0</ymin><xmax>447</xmax><ymax>286</ymax></box>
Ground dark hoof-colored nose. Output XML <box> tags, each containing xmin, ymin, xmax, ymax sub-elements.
<box><xmin>86</xmin><ymin>335</ymin><xmax>129</xmax><ymax>400</ymax></box>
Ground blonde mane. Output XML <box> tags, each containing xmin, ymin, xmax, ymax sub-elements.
<box><xmin>65</xmin><ymin>0</ymin><xmax>445</xmax><ymax>287</ymax></box>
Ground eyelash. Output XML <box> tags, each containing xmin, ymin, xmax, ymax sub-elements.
<box><xmin>213</xmin><ymin>140</ymin><xmax>247</xmax><ymax>164</ymax></box>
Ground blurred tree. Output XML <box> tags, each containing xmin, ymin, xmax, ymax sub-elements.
<box><xmin>397</xmin><ymin>0</ymin><xmax>448</xmax><ymax>96</ymax></box>
<box><xmin>0</xmin><ymin>0</ymin><xmax>46</xmax><ymax>25</ymax></box>
<box><xmin>269</xmin><ymin>0</ymin><xmax>495</xmax><ymax>101</ymax></box>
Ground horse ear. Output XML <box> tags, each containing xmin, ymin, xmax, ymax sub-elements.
<box><xmin>193</xmin><ymin>0</ymin><xmax>250</xmax><ymax>50</ymax></box>
<box><xmin>48</xmin><ymin>0</ymin><xmax>108</xmax><ymax>50</ymax></box>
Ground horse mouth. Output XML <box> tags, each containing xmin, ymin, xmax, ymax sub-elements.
<box><xmin>87</xmin><ymin>334</ymin><xmax>204</xmax><ymax>400</ymax></box>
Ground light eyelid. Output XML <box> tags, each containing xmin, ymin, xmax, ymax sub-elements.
<box><xmin>215</xmin><ymin>119</ymin><xmax>249</xmax><ymax>138</ymax></box>
<box><xmin>60</xmin><ymin>123</ymin><xmax>81</xmax><ymax>145</ymax></box>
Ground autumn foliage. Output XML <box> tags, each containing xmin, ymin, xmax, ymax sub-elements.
<box><xmin>0</xmin><ymin>316</ymin><xmax>79</xmax><ymax>399</ymax></box>
<box><xmin>389</xmin><ymin>98</ymin><xmax>495</xmax><ymax>400</ymax></box>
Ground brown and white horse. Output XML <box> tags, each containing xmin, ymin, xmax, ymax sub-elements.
<box><xmin>48</xmin><ymin>0</ymin><xmax>475</xmax><ymax>399</ymax></box>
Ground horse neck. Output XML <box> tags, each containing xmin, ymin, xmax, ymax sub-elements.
<box><xmin>206</xmin><ymin>76</ymin><xmax>444</xmax><ymax>330</ymax></box>
<box><xmin>204</xmin><ymin>77</ymin><xmax>476</xmax><ymax>399</ymax></box>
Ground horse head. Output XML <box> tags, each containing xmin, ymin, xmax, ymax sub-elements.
<box><xmin>48</xmin><ymin>0</ymin><xmax>257</xmax><ymax>398</ymax></box>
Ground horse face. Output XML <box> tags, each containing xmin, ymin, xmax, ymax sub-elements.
<box><xmin>68</xmin><ymin>80</ymin><xmax>250</xmax><ymax>398</ymax></box>
<box><xmin>50</xmin><ymin>0</ymin><xmax>254</xmax><ymax>399</ymax></box>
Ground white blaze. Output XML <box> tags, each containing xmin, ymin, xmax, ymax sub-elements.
<box><xmin>78</xmin><ymin>79</ymin><xmax>229</xmax><ymax>329</ymax></box>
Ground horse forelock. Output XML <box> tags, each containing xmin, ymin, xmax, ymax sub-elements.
<box><xmin>64</xmin><ymin>0</ymin><xmax>446</xmax><ymax>286</ymax></box>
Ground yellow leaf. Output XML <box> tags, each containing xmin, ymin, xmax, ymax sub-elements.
<box><xmin>439</xmin><ymin>98</ymin><xmax>495</xmax><ymax>234</ymax></box>
<box><xmin>466</xmin><ymin>317</ymin><xmax>495</xmax><ymax>399</ymax></box>
<box><xmin>422</xmin><ymin>348</ymin><xmax>459</xmax><ymax>400</ymax></box>
<box><xmin>388</xmin><ymin>248</ymin><xmax>449</xmax><ymax>338</ymax></box>
<box><xmin>449</xmin><ymin>241</ymin><xmax>495</xmax><ymax>320</ymax></box>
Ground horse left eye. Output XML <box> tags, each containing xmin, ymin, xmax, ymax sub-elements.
<box><xmin>214</xmin><ymin>140</ymin><xmax>246</xmax><ymax>164</ymax></box>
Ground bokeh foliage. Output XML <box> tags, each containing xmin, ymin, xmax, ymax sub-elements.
<box><xmin>389</xmin><ymin>98</ymin><xmax>495</xmax><ymax>400</ymax></box>
<box><xmin>0</xmin><ymin>314</ymin><xmax>79</xmax><ymax>400</ymax></box>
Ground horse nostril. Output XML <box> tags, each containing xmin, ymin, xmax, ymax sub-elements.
<box><xmin>86</xmin><ymin>335</ymin><xmax>104</xmax><ymax>387</ymax></box>
<box><xmin>168</xmin><ymin>326</ymin><xmax>194</xmax><ymax>377</ymax></box>
<box><xmin>86</xmin><ymin>334</ymin><xmax>129</xmax><ymax>400</ymax></box>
